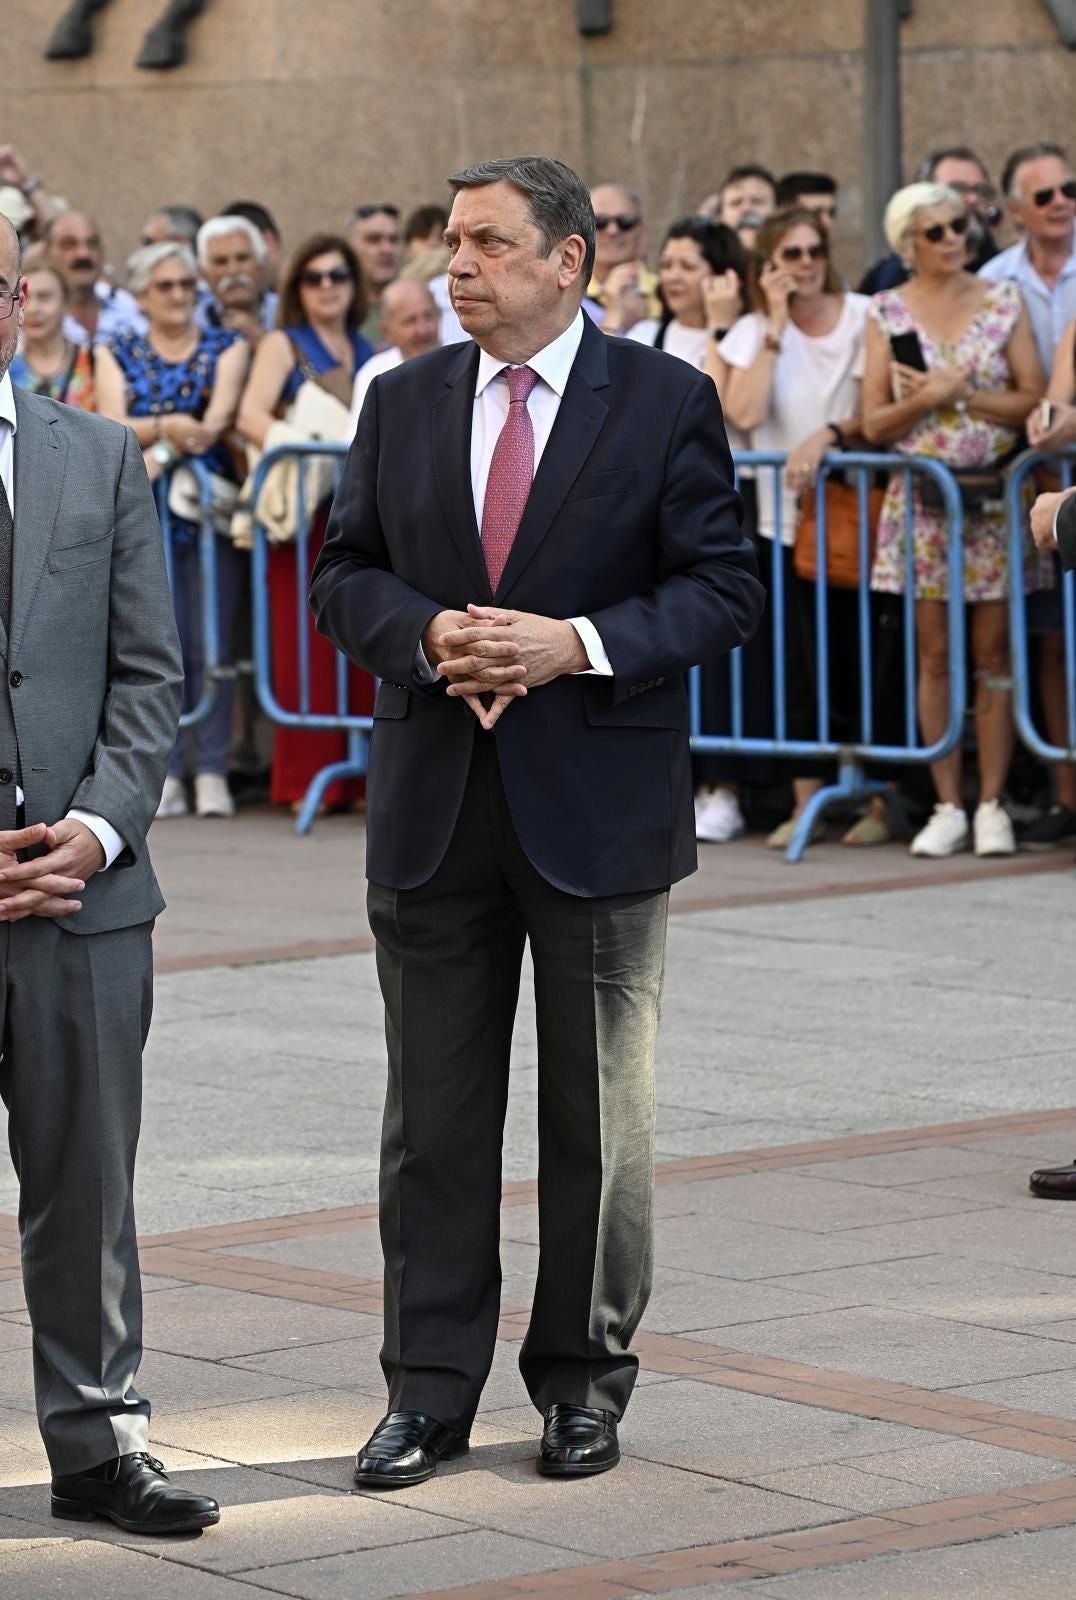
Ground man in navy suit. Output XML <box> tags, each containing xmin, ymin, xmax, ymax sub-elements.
<box><xmin>311</xmin><ymin>155</ymin><xmax>764</xmax><ymax>1485</ymax></box>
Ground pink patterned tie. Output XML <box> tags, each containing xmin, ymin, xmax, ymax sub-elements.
<box><xmin>480</xmin><ymin>364</ymin><xmax>539</xmax><ymax>589</ymax></box>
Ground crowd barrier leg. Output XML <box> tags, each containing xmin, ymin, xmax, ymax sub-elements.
<box><xmin>292</xmin><ymin>728</ymin><xmax>370</xmax><ymax>836</ymax></box>
<box><xmin>785</xmin><ymin>757</ymin><xmax>889</xmax><ymax>863</ymax></box>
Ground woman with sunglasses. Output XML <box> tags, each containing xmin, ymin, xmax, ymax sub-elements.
<box><xmin>95</xmin><ymin>242</ymin><xmax>251</xmax><ymax>820</ymax></box>
<box><xmin>238</xmin><ymin>234</ymin><xmax>374</xmax><ymax>812</ymax></box>
<box><xmin>721</xmin><ymin>208</ymin><xmax>871</xmax><ymax>849</ymax></box>
<box><xmin>862</xmin><ymin>182</ymin><xmax>1044</xmax><ymax>860</ymax></box>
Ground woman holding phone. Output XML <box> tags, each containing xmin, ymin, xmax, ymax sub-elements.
<box><xmin>862</xmin><ymin>181</ymin><xmax>1043</xmax><ymax>859</ymax></box>
<box><xmin>720</xmin><ymin>207</ymin><xmax>870</xmax><ymax>849</ymax></box>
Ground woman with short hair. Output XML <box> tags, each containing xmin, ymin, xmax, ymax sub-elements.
<box><xmin>862</xmin><ymin>182</ymin><xmax>1043</xmax><ymax>858</ymax></box>
<box><xmin>8</xmin><ymin>260</ymin><xmax>95</xmax><ymax>409</ymax></box>
<box><xmin>95</xmin><ymin>241</ymin><xmax>251</xmax><ymax>820</ymax></box>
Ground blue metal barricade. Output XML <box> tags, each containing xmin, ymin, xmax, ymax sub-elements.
<box><xmin>155</xmin><ymin>458</ymin><xmax>223</xmax><ymax>731</ymax></box>
<box><xmin>1007</xmin><ymin>448</ymin><xmax>1076</xmax><ymax>765</ymax></box>
<box><xmin>692</xmin><ymin>451</ymin><xmax>966</xmax><ymax>860</ymax></box>
<box><xmin>247</xmin><ymin>441</ymin><xmax>366</xmax><ymax>833</ymax></box>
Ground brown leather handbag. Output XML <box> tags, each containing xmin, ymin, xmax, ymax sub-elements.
<box><xmin>794</xmin><ymin>481</ymin><xmax>884</xmax><ymax>590</ymax></box>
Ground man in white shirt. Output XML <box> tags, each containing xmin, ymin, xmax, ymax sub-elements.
<box><xmin>348</xmin><ymin>278</ymin><xmax>441</xmax><ymax>432</ymax></box>
<box><xmin>45</xmin><ymin>210</ymin><xmax>146</xmax><ymax>346</ymax></box>
<box><xmin>312</xmin><ymin>155</ymin><xmax>762</xmax><ymax>1489</ymax></box>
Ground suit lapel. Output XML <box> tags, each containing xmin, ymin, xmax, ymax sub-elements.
<box><xmin>11</xmin><ymin>391</ymin><xmax>65</xmax><ymax>661</ymax></box>
<box><xmin>432</xmin><ymin>342</ymin><xmax>493</xmax><ymax>602</ymax></box>
<box><xmin>495</xmin><ymin>316</ymin><xmax>610</xmax><ymax>602</ymax></box>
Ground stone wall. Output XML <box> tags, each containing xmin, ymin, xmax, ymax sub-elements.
<box><xmin>4</xmin><ymin>0</ymin><xmax>1075</xmax><ymax>281</ymax></box>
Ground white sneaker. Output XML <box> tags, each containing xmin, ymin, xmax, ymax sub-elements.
<box><xmin>974</xmin><ymin>799</ymin><xmax>1015</xmax><ymax>857</ymax></box>
<box><xmin>910</xmin><ymin>803</ymin><xmax>968</xmax><ymax>858</ymax></box>
<box><xmin>695</xmin><ymin>786</ymin><xmax>746</xmax><ymax>843</ymax></box>
<box><xmin>155</xmin><ymin>775</ymin><xmax>189</xmax><ymax>820</ymax></box>
<box><xmin>194</xmin><ymin>772</ymin><xmax>235</xmax><ymax>818</ymax></box>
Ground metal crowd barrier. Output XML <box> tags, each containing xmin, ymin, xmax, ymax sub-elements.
<box><xmin>692</xmin><ymin>451</ymin><xmax>966</xmax><ymax>861</ymax></box>
<box><xmin>155</xmin><ymin>458</ymin><xmax>224</xmax><ymax>731</ymax></box>
<box><xmin>247</xmin><ymin>441</ymin><xmax>364</xmax><ymax>833</ymax></box>
<box><xmin>1007</xmin><ymin>448</ymin><xmax>1076</xmax><ymax>765</ymax></box>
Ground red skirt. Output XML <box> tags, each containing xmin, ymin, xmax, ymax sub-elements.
<box><xmin>267</xmin><ymin>510</ymin><xmax>374</xmax><ymax>808</ymax></box>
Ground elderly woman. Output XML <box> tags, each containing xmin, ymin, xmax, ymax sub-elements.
<box><xmin>238</xmin><ymin>234</ymin><xmax>374</xmax><ymax>811</ymax></box>
<box><xmin>721</xmin><ymin>208</ymin><xmax>871</xmax><ymax>849</ymax></box>
<box><xmin>8</xmin><ymin>261</ymin><xmax>95</xmax><ymax>408</ymax></box>
<box><xmin>95</xmin><ymin>241</ymin><xmax>251</xmax><ymax>820</ymax></box>
<box><xmin>862</xmin><ymin>182</ymin><xmax>1043</xmax><ymax>859</ymax></box>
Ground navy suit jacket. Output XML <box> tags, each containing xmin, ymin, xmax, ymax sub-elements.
<box><xmin>310</xmin><ymin>313</ymin><xmax>765</xmax><ymax>897</ymax></box>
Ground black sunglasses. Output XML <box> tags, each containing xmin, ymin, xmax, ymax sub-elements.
<box><xmin>594</xmin><ymin>212</ymin><xmax>641</xmax><ymax>232</ymax></box>
<box><xmin>918</xmin><ymin>215</ymin><xmax>969</xmax><ymax>244</ymax></box>
<box><xmin>778</xmin><ymin>243</ymin><xmax>827</xmax><ymax>263</ymax></box>
<box><xmin>1032</xmin><ymin>181</ymin><xmax>1076</xmax><ymax>208</ymax></box>
<box><xmin>352</xmin><ymin>204</ymin><xmax>400</xmax><ymax>220</ymax></box>
<box><xmin>299</xmin><ymin>267</ymin><xmax>354</xmax><ymax>287</ymax></box>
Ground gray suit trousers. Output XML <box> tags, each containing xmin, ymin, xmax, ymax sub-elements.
<box><xmin>367</xmin><ymin>736</ymin><xmax>667</xmax><ymax>1435</ymax></box>
<box><xmin>0</xmin><ymin>917</ymin><xmax>154</xmax><ymax>1474</ymax></box>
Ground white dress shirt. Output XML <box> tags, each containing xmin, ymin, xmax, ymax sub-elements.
<box><xmin>0</xmin><ymin>373</ymin><xmax>123</xmax><ymax>869</ymax></box>
<box><xmin>349</xmin><ymin>346</ymin><xmax>403</xmax><ymax>436</ymax></box>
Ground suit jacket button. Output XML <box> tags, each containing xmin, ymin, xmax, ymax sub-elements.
<box><xmin>0</xmin><ymin>769</ymin><xmax>12</xmax><ymax>784</ymax></box>
<box><xmin>9</xmin><ymin>672</ymin><xmax>21</xmax><ymax>688</ymax></box>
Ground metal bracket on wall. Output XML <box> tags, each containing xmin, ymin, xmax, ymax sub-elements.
<box><xmin>44</xmin><ymin>0</ymin><xmax>207</xmax><ymax>67</ymax></box>
<box><xmin>576</xmin><ymin>0</ymin><xmax>613</xmax><ymax>36</ymax></box>
<box><xmin>1042</xmin><ymin>0</ymin><xmax>1076</xmax><ymax>46</ymax></box>
<box><xmin>45</xmin><ymin>0</ymin><xmax>113</xmax><ymax>59</ymax></box>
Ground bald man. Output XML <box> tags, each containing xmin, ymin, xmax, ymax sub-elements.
<box><xmin>46</xmin><ymin>210</ymin><xmax>145</xmax><ymax>345</ymax></box>
<box><xmin>349</xmin><ymin>279</ymin><xmax>442</xmax><ymax>431</ymax></box>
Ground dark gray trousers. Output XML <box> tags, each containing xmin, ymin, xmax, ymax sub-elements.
<box><xmin>367</xmin><ymin>737</ymin><xmax>668</xmax><ymax>1435</ymax></box>
<box><xmin>0</xmin><ymin>917</ymin><xmax>154</xmax><ymax>1475</ymax></box>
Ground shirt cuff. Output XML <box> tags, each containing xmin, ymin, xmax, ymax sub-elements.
<box><xmin>413</xmin><ymin>640</ymin><xmax>440</xmax><ymax>685</ymax></box>
<box><xmin>568</xmin><ymin>617</ymin><xmax>613</xmax><ymax>676</ymax></box>
<box><xmin>67</xmin><ymin>809</ymin><xmax>126</xmax><ymax>871</ymax></box>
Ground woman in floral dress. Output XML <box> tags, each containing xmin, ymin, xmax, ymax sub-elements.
<box><xmin>862</xmin><ymin>182</ymin><xmax>1044</xmax><ymax>859</ymax></box>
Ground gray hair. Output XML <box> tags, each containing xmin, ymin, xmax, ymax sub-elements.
<box><xmin>448</xmin><ymin>155</ymin><xmax>596</xmax><ymax>283</ymax></box>
<box><xmin>883</xmin><ymin>182</ymin><xmax>963</xmax><ymax>255</ymax></box>
<box><xmin>196</xmin><ymin>214</ymin><xmax>267</xmax><ymax>269</ymax></box>
<box><xmin>127</xmin><ymin>241</ymin><xmax>197</xmax><ymax>294</ymax></box>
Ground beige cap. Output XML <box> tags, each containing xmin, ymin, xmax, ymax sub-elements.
<box><xmin>0</xmin><ymin>185</ymin><xmax>34</xmax><ymax>232</ymax></box>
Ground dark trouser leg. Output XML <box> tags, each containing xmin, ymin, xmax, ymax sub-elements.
<box><xmin>511</xmin><ymin>860</ymin><xmax>668</xmax><ymax>1418</ymax></box>
<box><xmin>0</xmin><ymin>919</ymin><xmax>154</xmax><ymax>1474</ymax></box>
<box><xmin>367</xmin><ymin>741</ymin><xmax>526</xmax><ymax>1435</ymax></box>
<box><xmin>193</xmin><ymin>535</ymin><xmax>247</xmax><ymax>777</ymax></box>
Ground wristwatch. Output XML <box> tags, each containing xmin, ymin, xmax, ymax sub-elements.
<box><xmin>151</xmin><ymin>440</ymin><xmax>178</xmax><ymax>468</ymax></box>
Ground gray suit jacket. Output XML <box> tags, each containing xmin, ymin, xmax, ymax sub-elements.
<box><xmin>1057</xmin><ymin>493</ymin><xmax>1076</xmax><ymax>574</ymax></box>
<box><xmin>9</xmin><ymin>388</ymin><xmax>183</xmax><ymax>935</ymax></box>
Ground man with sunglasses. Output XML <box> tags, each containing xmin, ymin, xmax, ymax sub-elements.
<box><xmin>586</xmin><ymin>182</ymin><xmax>659</xmax><ymax>334</ymax></box>
<box><xmin>349</xmin><ymin>203</ymin><xmax>404</xmax><ymax>350</ymax></box>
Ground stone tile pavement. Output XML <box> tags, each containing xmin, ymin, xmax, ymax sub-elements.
<box><xmin>2</xmin><ymin>815</ymin><xmax>1076</xmax><ymax>1596</ymax></box>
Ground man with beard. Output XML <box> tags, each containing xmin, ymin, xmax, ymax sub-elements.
<box><xmin>0</xmin><ymin>212</ymin><xmax>218</xmax><ymax>1532</ymax></box>
<box><xmin>45</xmin><ymin>210</ymin><xmax>145</xmax><ymax>345</ymax></box>
<box><xmin>196</xmin><ymin>214</ymin><xmax>278</xmax><ymax>345</ymax></box>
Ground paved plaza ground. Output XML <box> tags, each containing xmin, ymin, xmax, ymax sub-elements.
<box><xmin>3</xmin><ymin>812</ymin><xmax>1076</xmax><ymax>1596</ymax></box>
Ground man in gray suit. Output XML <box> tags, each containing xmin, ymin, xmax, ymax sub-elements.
<box><xmin>0</xmin><ymin>215</ymin><xmax>219</xmax><ymax>1532</ymax></box>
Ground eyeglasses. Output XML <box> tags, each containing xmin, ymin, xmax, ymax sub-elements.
<box><xmin>1032</xmin><ymin>181</ymin><xmax>1076</xmax><ymax>208</ymax></box>
<box><xmin>947</xmin><ymin>181</ymin><xmax>997</xmax><ymax>203</ymax></box>
<box><xmin>594</xmin><ymin>212</ymin><xmax>642</xmax><ymax>232</ymax></box>
<box><xmin>299</xmin><ymin>267</ymin><xmax>354</xmax><ymax>288</ymax></box>
<box><xmin>151</xmin><ymin>276</ymin><xmax>197</xmax><ymax>293</ymax></box>
<box><xmin>807</xmin><ymin>203</ymin><xmax>837</xmax><ymax>221</ymax></box>
<box><xmin>352</xmin><ymin>204</ymin><xmax>400</xmax><ymax>220</ymax></box>
<box><xmin>917</xmin><ymin>215</ymin><xmax>969</xmax><ymax>244</ymax></box>
<box><xmin>0</xmin><ymin>281</ymin><xmax>20</xmax><ymax>320</ymax></box>
<box><xmin>777</xmin><ymin>243</ymin><xmax>827</xmax><ymax>263</ymax></box>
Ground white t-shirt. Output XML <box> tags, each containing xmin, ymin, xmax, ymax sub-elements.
<box><xmin>719</xmin><ymin>295</ymin><xmax>869</xmax><ymax>544</ymax></box>
<box><xmin>349</xmin><ymin>347</ymin><xmax>403</xmax><ymax>435</ymax></box>
<box><xmin>627</xmin><ymin>317</ymin><xmax>748</xmax><ymax>454</ymax></box>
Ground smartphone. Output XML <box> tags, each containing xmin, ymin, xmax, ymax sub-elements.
<box><xmin>889</xmin><ymin>330</ymin><xmax>928</xmax><ymax>371</ymax></box>
<box><xmin>1040</xmin><ymin>400</ymin><xmax>1054</xmax><ymax>431</ymax></box>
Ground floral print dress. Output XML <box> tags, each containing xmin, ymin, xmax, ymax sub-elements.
<box><xmin>870</xmin><ymin>279</ymin><xmax>1038</xmax><ymax>602</ymax></box>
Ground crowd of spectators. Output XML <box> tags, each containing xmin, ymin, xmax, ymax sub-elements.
<box><xmin>1</xmin><ymin>137</ymin><xmax>1074</xmax><ymax>856</ymax></box>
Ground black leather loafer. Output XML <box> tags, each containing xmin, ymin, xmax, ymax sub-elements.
<box><xmin>1030</xmin><ymin>1158</ymin><xmax>1076</xmax><ymax>1199</ymax></box>
<box><xmin>354</xmin><ymin>1411</ymin><xmax>469</xmax><ymax>1488</ymax></box>
<box><xmin>537</xmin><ymin>1403</ymin><xmax>620</xmax><ymax>1477</ymax></box>
<box><xmin>51</xmin><ymin>1452</ymin><xmax>220</xmax><ymax>1534</ymax></box>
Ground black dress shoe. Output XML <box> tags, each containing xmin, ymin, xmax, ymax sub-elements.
<box><xmin>51</xmin><ymin>1452</ymin><xmax>220</xmax><ymax>1534</ymax></box>
<box><xmin>354</xmin><ymin>1411</ymin><xmax>469</xmax><ymax>1488</ymax></box>
<box><xmin>1030</xmin><ymin>1158</ymin><xmax>1076</xmax><ymax>1198</ymax></box>
<box><xmin>537</xmin><ymin>1403</ymin><xmax>620</xmax><ymax>1477</ymax></box>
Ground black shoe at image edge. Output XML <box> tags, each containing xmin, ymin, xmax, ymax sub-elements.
<box><xmin>51</xmin><ymin>1452</ymin><xmax>220</xmax><ymax>1533</ymax></box>
<box><xmin>1029</xmin><ymin>1157</ymin><xmax>1076</xmax><ymax>1199</ymax></box>
<box><xmin>537</xmin><ymin>1403</ymin><xmax>620</xmax><ymax>1477</ymax></box>
<box><xmin>354</xmin><ymin>1411</ymin><xmax>469</xmax><ymax>1488</ymax></box>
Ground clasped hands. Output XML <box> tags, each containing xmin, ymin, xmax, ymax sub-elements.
<box><xmin>423</xmin><ymin>605</ymin><xmax>589</xmax><ymax>731</ymax></box>
<box><xmin>0</xmin><ymin>819</ymin><xmax>105</xmax><ymax>923</ymax></box>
